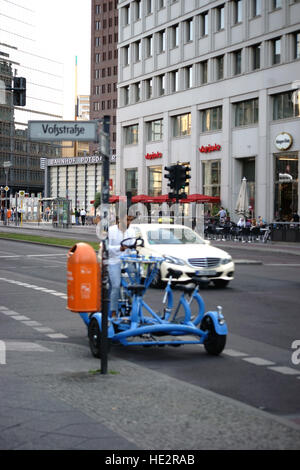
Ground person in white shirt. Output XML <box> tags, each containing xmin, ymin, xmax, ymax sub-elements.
<box><xmin>237</xmin><ymin>216</ymin><xmax>246</xmax><ymax>228</ymax></box>
<box><xmin>80</xmin><ymin>208</ymin><xmax>87</xmax><ymax>226</ymax></box>
<box><xmin>108</xmin><ymin>215</ymin><xmax>135</xmax><ymax>317</ymax></box>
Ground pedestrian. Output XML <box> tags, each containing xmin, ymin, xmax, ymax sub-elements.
<box><xmin>217</xmin><ymin>206</ymin><xmax>226</xmax><ymax>223</ymax></box>
<box><xmin>108</xmin><ymin>215</ymin><xmax>135</xmax><ymax>318</ymax></box>
<box><xmin>6</xmin><ymin>208</ymin><xmax>12</xmax><ymax>225</ymax></box>
<box><xmin>80</xmin><ymin>208</ymin><xmax>86</xmax><ymax>226</ymax></box>
<box><xmin>74</xmin><ymin>208</ymin><xmax>80</xmax><ymax>225</ymax></box>
<box><xmin>237</xmin><ymin>216</ymin><xmax>246</xmax><ymax>228</ymax></box>
<box><xmin>291</xmin><ymin>212</ymin><xmax>299</xmax><ymax>223</ymax></box>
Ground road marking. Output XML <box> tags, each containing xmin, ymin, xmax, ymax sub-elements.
<box><xmin>5</xmin><ymin>341</ymin><xmax>52</xmax><ymax>352</ymax></box>
<box><xmin>47</xmin><ymin>333</ymin><xmax>68</xmax><ymax>339</ymax></box>
<box><xmin>268</xmin><ymin>366</ymin><xmax>300</xmax><ymax>376</ymax></box>
<box><xmin>264</xmin><ymin>264</ymin><xmax>300</xmax><ymax>267</ymax></box>
<box><xmin>0</xmin><ymin>306</ymin><xmax>68</xmax><ymax>340</ymax></box>
<box><xmin>34</xmin><ymin>327</ymin><xmax>55</xmax><ymax>333</ymax></box>
<box><xmin>10</xmin><ymin>315</ymin><xmax>31</xmax><ymax>321</ymax></box>
<box><xmin>223</xmin><ymin>349</ymin><xmax>249</xmax><ymax>357</ymax></box>
<box><xmin>243</xmin><ymin>357</ymin><xmax>276</xmax><ymax>366</ymax></box>
<box><xmin>22</xmin><ymin>321</ymin><xmax>42</xmax><ymax>327</ymax></box>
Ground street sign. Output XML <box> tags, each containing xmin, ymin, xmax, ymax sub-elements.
<box><xmin>28</xmin><ymin>120</ymin><xmax>98</xmax><ymax>142</ymax></box>
<box><xmin>19</xmin><ymin>190</ymin><xmax>25</xmax><ymax>197</ymax></box>
<box><xmin>4</xmin><ymin>186</ymin><xmax>9</xmax><ymax>192</ymax></box>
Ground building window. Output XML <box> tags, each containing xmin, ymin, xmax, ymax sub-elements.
<box><xmin>170</xmin><ymin>70</ymin><xmax>179</xmax><ymax>92</ymax></box>
<box><xmin>273</xmin><ymin>91</ymin><xmax>300</xmax><ymax>120</ymax></box>
<box><xmin>200</xmin><ymin>60</ymin><xmax>208</xmax><ymax>84</ymax></box>
<box><xmin>173</xmin><ymin>113</ymin><xmax>191</xmax><ymax>137</ymax></box>
<box><xmin>145</xmin><ymin>35</ymin><xmax>153</xmax><ymax>58</ymax></box>
<box><xmin>123</xmin><ymin>85</ymin><xmax>129</xmax><ymax>106</ymax></box>
<box><xmin>124</xmin><ymin>124</ymin><xmax>139</xmax><ymax>145</ymax></box>
<box><xmin>216</xmin><ymin>5</ymin><xmax>225</xmax><ymax>31</ymax></box>
<box><xmin>148</xmin><ymin>166</ymin><xmax>162</xmax><ymax>197</ymax></box>
<box><xmin>234</xmin><ymin>0</ymin><xmax>242</xmax><ymax>24</ymax></box>
<box><xmin>134</xmin><ymin>40</ymin><xmax>141</xmax><ymax>62</ymax></box>
<box><xmin>272</xmin><ymin>0</ymin><xmax>282</xmax><ymax>9</ymax></box>
<box><xmin>123</xmin><ymin>45</ymin><xmax>130</xmax><ymax>66</ymax></box>
<box><xmin>251</xmin><ymin>43</ymin><xmax>261</xmax><ymax>70</ymax></box>
<box><xmin>200</xmin><ymin>11</ymin><xmax>208</xmax><ymax>36</ymax></box>
<box><xmin>233</xmin><ymin>49</ymin><xmax>242</xmax><ymax>75</ymax></box>
<box><xmin>123</xmin><ymin>4</ymin><xmax>130</xmax><ymax>25</ymax></box>
<box><xmin>216</xmin><ymin>55</ymin><xmax>224</xmax><ymax>80</ymax></box>
<box><xmin>146</xmin><ymin>0</ymin><xmax>153</xmax><ymax>15</ymax></box>
<box><xmin>185</xmin><ymin>65</ymin><xmax>193</xmax><ymax>89</ymax></box>
<box><xmin>134</xmin><ymin>0</ymin><xmax>141</xmax><ymax>21</ymax></box>
<box><xmin>147</xmin><ymin>119</ymin><xmax>163</xmax><ymax>142</ymax></box>
<box><xmin>125</xmin><ymin>168</ymin><xmax>138</xmax><ymax>197</ymax></box>
<box><xmin>158</xmin><ymin>0</ymin><xmax>165</xmax><ymax>9</ymax></box>
<box><xmin>274</xmin><ymin>155</ymin><xmax>298</xmax><ymax>220</ymax></box>
<box><xmin>202</xmin><ymin>160</ymin><xmax>221</xmax><ymax>197</ymax></box>
<box><xmin>185</xmin><ymin>18</ymin><xmax>193</xmax><ymax>43</ymax></box>
<box><xmin>158</xmin><ymin>29</ymin><xmax>166</xmax><ymax>53</ymax></box>
<box><xmin>252</xmin><ymin>0</ymin><xmax>261</xmax><ymax>17</ymax></box>
<box><xmin>272</xmin><ymin>38</ymin><xmax>281</xmax><ymax>64</ymax></box>
<box><xmin>234</xmin><ymin>98</ymin><xmax>259</xmax><ymax>127</ymax></box>
<box><xmin>158</xmin><ymin>74</ymin><xmax>165</xmax><ymax>96</ymax></box>
<box><xmin>294</xmin><ymin>32</ymin><xmax>300</xmax><ymax>59</ymax></box>
<box><xmin>201</xmin><ymin>106</ymin><xmax>223</xmax><ymax>132</ymax></box>
<box><xmin>134</xmin><ymin>82</ymin><xmax>141</xmax><ymax>103</ymax></box>
<box><xmin>170</xmin><ymin>24</ymin><xmax>179</xmax><ymax>48</ymax></box>
<box><xmin>145</xmin><ymin>78</ymin><xmax>153</xmax><ymax>99</ymax></box>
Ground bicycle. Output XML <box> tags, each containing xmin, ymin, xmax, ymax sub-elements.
<box><xmin>87</xmin><ymin>237</ymin><xmax>228</xmax><ymax>357</ymax></box>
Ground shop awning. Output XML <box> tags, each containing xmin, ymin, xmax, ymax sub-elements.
<box><xmin>109</xmin><ymin>194</ymin><xmax>221</xmax><ymax>204</ymax></box>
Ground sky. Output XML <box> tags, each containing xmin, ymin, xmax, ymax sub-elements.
<box><xmin>33</xmin><ymin>0</ymin><xmax>91</xmax><ymax>119</ymax></box>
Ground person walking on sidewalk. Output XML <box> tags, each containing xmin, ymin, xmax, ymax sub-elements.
<box><xmin>80</xmin><ymin>208</ymin><xmax>86</xmax><ymax>226</ymax></box>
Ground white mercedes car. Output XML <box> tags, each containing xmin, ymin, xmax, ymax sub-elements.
<box><xmin>131</xmin><ymin>224</ymin><xmax>235</xmax><ymax>288</ymax></box>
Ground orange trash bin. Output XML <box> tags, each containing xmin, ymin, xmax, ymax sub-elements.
<box><xmin>67</xmin><ymin>243</ymin><xmax>101</xmax><ymax>313</ymax></box>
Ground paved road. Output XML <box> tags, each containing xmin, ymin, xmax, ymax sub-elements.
<box><xmin>0</xmin><ymin>238</ymin><xmax>299</xmax><ymax>451</ymax></box>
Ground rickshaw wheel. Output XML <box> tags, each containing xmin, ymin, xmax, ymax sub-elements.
<box><xmin>201</xmin><ymin>316</ymin><xmax>226</xmax><ymax>356</ymax></box>
<box><xmin>88</xmin><ymin>317</ymin><xmax>102</xmax><ymax>358</ymax></box>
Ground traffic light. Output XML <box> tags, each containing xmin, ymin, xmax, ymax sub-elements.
<box><xmin>164</xmin><ymin>165</ymin><xmax>177</xmax><ymax>191</ymax></box>
<box><xmin>13</xmin><ymin>77</ymin><xmax>26</xmax><ymax>106</ymax></box>
<box><xmin>174</xmin><ymin>164</ymin><xmax>191</xmax><ymax>193</ymax></box>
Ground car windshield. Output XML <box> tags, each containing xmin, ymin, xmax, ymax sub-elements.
<box><xmin>147</xmin><ymin>228</ymin><xmax>205</xmax><ymax>245</ymax></box>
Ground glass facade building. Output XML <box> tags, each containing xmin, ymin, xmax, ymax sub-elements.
<box><xmin>0</xmin><ymin>0</ymin><xmax>63</xmax><ymax>197</ymax></box>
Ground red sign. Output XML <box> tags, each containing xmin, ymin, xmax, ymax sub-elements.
<box><xmin>145</xmin><ymin>151</ymin><xmax>163</xmax><ymax>160</ymax></box>
<box><xmin>199</xmin><ymin>144</ymin><xmax>221</xmax><ymax>153</ymax></box>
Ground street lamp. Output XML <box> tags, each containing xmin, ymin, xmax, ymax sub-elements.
<box><xmin>3</xmin><ymin>161</ymin><xmax>12</xmax><ymax>225</ymax></box>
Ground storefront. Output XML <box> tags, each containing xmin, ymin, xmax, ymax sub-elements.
<box><xmin>47</xmin><ymin>155</ymin><xmax>116</xmax><ymax>215</ymax></box>
<box><xmin>273</xmin><ymin>133</ymin><xmax>298</xmax><ymax>221</ymax></box>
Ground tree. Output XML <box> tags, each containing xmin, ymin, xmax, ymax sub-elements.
<box><xmin>94</xmin><ymin>192</ymin><xmax>101</xmax><ymax>209</ymax></box>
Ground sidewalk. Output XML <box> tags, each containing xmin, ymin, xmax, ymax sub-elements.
<box><xmin>1</xmin><ymin>222</ymin><xmax>300</xmax><ymax>450</ymax></box>
<box><xmin>1</xmin><ymin>340</ymin><xmax>300</xmax><ymax>450</ymax></box>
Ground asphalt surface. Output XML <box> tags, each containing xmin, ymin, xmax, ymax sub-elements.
<box><xmin>0</xmin><ymin>222</ymin><xmax>300</xmax><ymax>452</ymax></box>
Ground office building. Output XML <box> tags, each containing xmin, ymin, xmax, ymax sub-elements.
<box><xmin>90</xmin><ymin>0</ymin><xmax>119</xmax><ymax>157</ymax></box>
<box><xmin>0</xmin><ymin>0</ymin><xmax>63</xmax><ymax>197</ymax></box>
<box><xmin>116</xmin><ymin>0</ymin><xmax>300</xmax><ymax>221</ymax></box>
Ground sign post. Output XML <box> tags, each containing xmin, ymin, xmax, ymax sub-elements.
<box><xmin>98</xmin><ymin>116</ymin><xmax>111</xmax><ymax>375</ymax></box>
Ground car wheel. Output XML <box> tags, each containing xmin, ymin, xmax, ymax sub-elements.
<box><xmin>201</xmin><ymin>315</ymin><xmax>226</xmax><ymax>356</ymax></box>
<box><xmin>213</xmin><ymin>279</ymin><xmax>229</xmax><ymax>288</ymax></box>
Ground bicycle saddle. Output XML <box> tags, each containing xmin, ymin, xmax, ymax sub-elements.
<box><xmin>174</xmin><ymin>284</ymin><xmax>195</xmax><ymax>295</ymax></box>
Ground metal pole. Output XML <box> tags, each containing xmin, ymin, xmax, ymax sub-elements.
<box><xmin>99</xmin><ymin>117</ymin><xmax>110</xmax><ymax>375</ymax></box>
<box><xmin>4</xmin><ymin>169</ymin><xmax>8</xmax><ymax>225</ymax></box>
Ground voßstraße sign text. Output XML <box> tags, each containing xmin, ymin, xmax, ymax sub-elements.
<box><xmin>28</xmin><ymin>120</ymin><xmax>98</xmax><ymax>142</ymax></box>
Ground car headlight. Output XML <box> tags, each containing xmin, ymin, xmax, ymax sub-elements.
<box><xmin>221</xmin><ymin>257</ymin><xmax>232</xmax><ymax>265</ymax></box>
<box><xmin>163</xmin><ymin>255</ymin><xmax>186</xmax><ymax>266</ymax></box>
